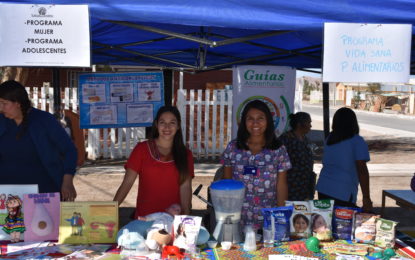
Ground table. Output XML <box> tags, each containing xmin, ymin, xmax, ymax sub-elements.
<box><xmin>381</xmin><ymin>190</ymin><xmax>415</xmax><ymax>217</ymax></box>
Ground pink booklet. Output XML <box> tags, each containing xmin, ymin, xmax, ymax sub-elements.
<box><xmin>23</xmin><ymin>192</ymin><xmax>60</xmax><ymax>242</ymax></box>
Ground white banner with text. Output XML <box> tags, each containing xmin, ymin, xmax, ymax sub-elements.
<box><xmin>0</xmin><ymin>4</ymin><xmax>90</xmax><ymax>67</ymax></box>
<box><xmin>323</xmin><ymin>23</ymin><xmax>412</xmax><ymax>83</ymax></box>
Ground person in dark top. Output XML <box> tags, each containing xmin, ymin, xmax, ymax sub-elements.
<box><xmin>280</xmin><ymin>112</ymin><xmax>316</xmax><ymax>201</ymax></box>
<box><xmin>0</xmin><ymin>80</ymin><xmax>77</xmax><ymax>201</ymax></box>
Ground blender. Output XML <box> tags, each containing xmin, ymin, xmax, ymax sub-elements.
<box><xmin>210</xmin><ymin>179</ymin><xmax>245</xmax><ymax>243</ymax></box>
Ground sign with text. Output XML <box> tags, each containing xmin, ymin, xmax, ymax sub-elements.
<box><xmin>232</xmin><ymin>65</ymin><xmax>296</xmax><ymax>138</ymax></box>
<box><xmin>0</xmin><ymin>3</ymin><xmax>90</xmax><ymax>67</ymax></box>
<box><xmin>323</xmin><ymin>23</ymin><xmax>412</xmax><ymax>83</ymax></box>
<box><xmin>79</xmin><ymin>72</ymin><xmax>164</xmax><ymax>129</ymax></box>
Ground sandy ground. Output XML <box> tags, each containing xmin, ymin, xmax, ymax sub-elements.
<box><xmin>73</xmin><ymin>117</ymin><xmax>415</xmax><ymax>230</ymax></box>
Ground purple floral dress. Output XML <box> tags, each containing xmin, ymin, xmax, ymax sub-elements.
<box><xmin>221</xmin><ymin>140</ymin><xmax>291</xmax><ymax>229</ymax></box>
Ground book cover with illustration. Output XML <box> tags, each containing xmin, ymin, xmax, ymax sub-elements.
<box><xmin>59</xmin><ymin>201</ymin><xmax>118</xmax><ymax>244</ymax></box>
<box><xmin>23</xmin><ymin>192</ymin><xmax>60</xmax><ymax>242</ymax></box>
<box><xmin>0</xmin><ymin>185</ymin><xmax>38</xmax><ymax>241</ymax></box>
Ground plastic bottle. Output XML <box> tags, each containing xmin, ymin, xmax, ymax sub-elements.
<box><xmin>243</xmin><ymin>225</ymin><xmax>257</xmax><ymax>251</ymax></box>
<box><xmin>263</xmin><ymin>227</ymin><xmax>274</xmax><ymax>247</ymax></box>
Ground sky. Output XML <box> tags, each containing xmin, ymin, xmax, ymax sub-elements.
<box><xmin>296</xmin><ymin>69</ymin><xmax>321</xmax><ymax>79</ymax></box>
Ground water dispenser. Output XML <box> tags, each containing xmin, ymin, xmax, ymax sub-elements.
<box><xmin>210</xmin><ymin>179</ymin><xmax>245</xmax><ymax>243</ymax></box>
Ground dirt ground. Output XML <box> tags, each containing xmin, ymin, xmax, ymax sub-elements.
<box><xmin>306</xmin><ymin>118</ymin><xmax>415</xmax><ymax>164</ymax></box>
<box><xmin>309</xmin><ymin>135</ymin><xmax>415</xmax><ymax>164</ymax></box>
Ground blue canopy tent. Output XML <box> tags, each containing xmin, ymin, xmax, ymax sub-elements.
<box><xmin>2</xmin><ymin>0</ymin><xmax>415</xmax><ymax>135</ymax></box>
<box><xmin>3</xmin><ymin>0</ymin><xmax>414</xmax><ymax>72</ymax></box>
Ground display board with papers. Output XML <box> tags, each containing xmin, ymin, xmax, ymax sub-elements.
<box><xmin>78</xmin><ymin>72</ymin><xmax>165</xmax><ymax>129</ymax></box>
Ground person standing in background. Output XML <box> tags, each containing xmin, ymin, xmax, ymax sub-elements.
<box><xmin>0</xmin><ymin>80</ymin><xmax>77</xmax><ymax>201</ymax></box>
<box><xmin>316</xmin><ymin>107</ymin><xmax>373</xmax><ymax>212</ymax></box>
<box><xmin>280</xmin><ymin>112</ymin><xmax>316</xmax><ymax>201</ymax></box>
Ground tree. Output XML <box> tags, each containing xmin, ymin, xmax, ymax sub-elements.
<box><xmin>1</xmin><ymin>67</ymin><xmax>29</xmax><ymax>84</ymax></box>
<box><xmin>303</xmin><ymin>79</ymin><xmax>312</xmax><ymax>95</ymax></box>
<box><xmin>367</xmin><ymin>83</ymin><xmax>381</xmax><ymax>94</ymax></box>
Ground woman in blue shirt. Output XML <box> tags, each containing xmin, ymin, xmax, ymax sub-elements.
<box><xmin>316</xmin><ymin>107</ymin><xmax>373</xmax><ymax>212</ymax></box>
<box><xmin>0</xmin><ymin>80</ymin><xmax>77</xmax><ymax>201</ymax></box>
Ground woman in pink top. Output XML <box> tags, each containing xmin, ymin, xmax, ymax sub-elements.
<box><xmin>113</xmin><ymin>106</ymin><xmax>194</xmax><ymax>218</ymax></box>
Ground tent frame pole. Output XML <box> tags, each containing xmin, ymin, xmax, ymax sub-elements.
<box><xmin>323</xmin><ymin>82</ymin><xmax>330</xmax><ymax>138</ymax></box>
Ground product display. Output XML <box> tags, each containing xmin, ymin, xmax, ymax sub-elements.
<box><xmin>0</xmin><ymin>189</ymin><xmax>412</xmax><ymax>259</ymax></box>
<box><xmin>353</xmin><ymin>213</ymin><xmax>379</xmax><ymax>244</ymax></box>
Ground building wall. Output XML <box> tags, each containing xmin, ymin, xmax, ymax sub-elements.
<box><xmin>173</xmin><ymin>70</ymin><xmax>232</xmax><ymax>90</ymax></box>
<box><xmin>4</xmin><ymin>67</ymin><xmax>83</xmax><ymax>88</ymax></box>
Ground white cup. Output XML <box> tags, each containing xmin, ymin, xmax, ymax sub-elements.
<box><xmin>207</xmin><ymin>240</ymin><xmax>218</xmax><ymax>248</ymax></box>
<box><xmin>221</xmin><ymin>241</ymin><xmax>232</xmax><ymax>250</ymax></box>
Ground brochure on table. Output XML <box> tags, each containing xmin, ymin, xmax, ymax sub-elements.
<box><xmin>23</xmin><ymin>192</ymin><xmax>60</xmax><ymax>242</ymax></box>
<box><xmin>59</xmin><ymin>201</ymin><xmax>118</xmax><ymax>244</ymax></box>
<box><xmin>0</xmin><ymin>185</ymin><xmax>39</xmax><ymax>240</ymax></box>
<box><xmin>79</xmin><ymin>72</ymin><xmax>165</xmax><ymax>129</ymax></box>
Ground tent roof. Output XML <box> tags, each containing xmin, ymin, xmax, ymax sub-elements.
<box><xmin>3</xmin><ymin>0</ymin><xmax>415</xmax><ymax>73</ymax></box>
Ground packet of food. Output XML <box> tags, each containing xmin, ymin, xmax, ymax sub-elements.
<box><xmin>262</xmin><ymin>206</ymin><xmax>293</xmax><ymax>242</ymax></box>
<box><xmin>310</xmin><ymin>199</ymin><xmax>334</xmax><ymax>241</ymax></box>
<box><xmin>172</xmin><ymin>215</ymin><xmax>202</xmax><ymax>251</ymax></box>
<box><xmin>332</xmin><ymin>206</ymin><xmax>361</xmax><ymax>240</ymax></box>
<box><xmin>353</xmin><ymin>213</ymin><xmax>379</xmax><ymax>244</ymax></box>
<box><xmin>285</xmin><ymin>201</ymin><xmax>312</xmax><ymax>239</ymax></box>
<box><xmin>374</xmin><ymin>218</ymin><xmax>398</xmax><ymax>248</ymax></box>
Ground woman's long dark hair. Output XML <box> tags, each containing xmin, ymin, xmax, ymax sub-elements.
<box><xmin>151</xmin><ymin>106</ymin><xmax>189</xmax><ymax>185</ymax></box>
<box><xmin>236</xmin><ymin>99</ymin><xmax>282</xmax><ymax>150</ymax></box>
<box><xmin>0</xmin><ymin>80</ymin><xmax>32</xmax><ymax>139</ymax></box>
<box><xmin>326</xmin><ymin>107</ymin><xmax>359</xmax><ymax>145</ymax></box>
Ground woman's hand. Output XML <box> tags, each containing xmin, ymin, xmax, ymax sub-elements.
<box><xmin>356</xmin><ymin>160</ymin><xmax>373</xmax><ymax>213</ymax></box>
<box><xmin>362</xmin><ymin>197</ymin><xmax>373</xmax><ymax>213</ymax></box>
<box><xmin>276</xmin><ymin>171</ymin><xmax>288</xmax><ymax>207</ymax></box>
<box><xmin>61</xmin><ymin>174</ymin><xmax>77</xmax><ymax>201</ymax></box>
<box><xmin>113</xmin><ymin>168</ymin><xmax>138</xmax><ymax>205</ymax></box>
<box><xmin>180</xmin><ymin>177</ymin><xmax>192</xmax><ymax>215</ymax></box>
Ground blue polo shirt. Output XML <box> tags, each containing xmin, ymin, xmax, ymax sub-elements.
<box><xmin>316</xmin><ymin>135</ymin><xmax>370</xmax><ymax>203</ymax></box>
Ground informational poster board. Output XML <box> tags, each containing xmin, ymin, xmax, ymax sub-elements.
<box><xmin>323</xmin><ymin>23</ymin><xmax>412</xmax><ymax>83</ymax></box>
<box><xmin>79</xmin><ymin>72</ymin><xmax>164</xmax><ymax>129</ymax></box>
<box><xmin>232</xmin><ymin>66</ymin><xmax>296</xmax><ymax>138</ymax></box>
<box><xmin>0</xmin><ymin>3</ymin><xmax>90</xmax><ymax>67</ymax></box>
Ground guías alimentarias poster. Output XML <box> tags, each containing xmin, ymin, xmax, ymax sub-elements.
<box><xmin>232</xmin><ymin>66</ymin><xmax>296</xmax><ymax>138</ymax></box>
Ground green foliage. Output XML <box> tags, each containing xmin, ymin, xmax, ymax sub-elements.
<box><xmin>367</xmin><ymin>83</ymin><xmax>381</xmax><ymax>94</ymax></box>
<box><xmin>303</xmin><ymin>79</ymin><xmax>313</xmax><ymax>95</ymax></box>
